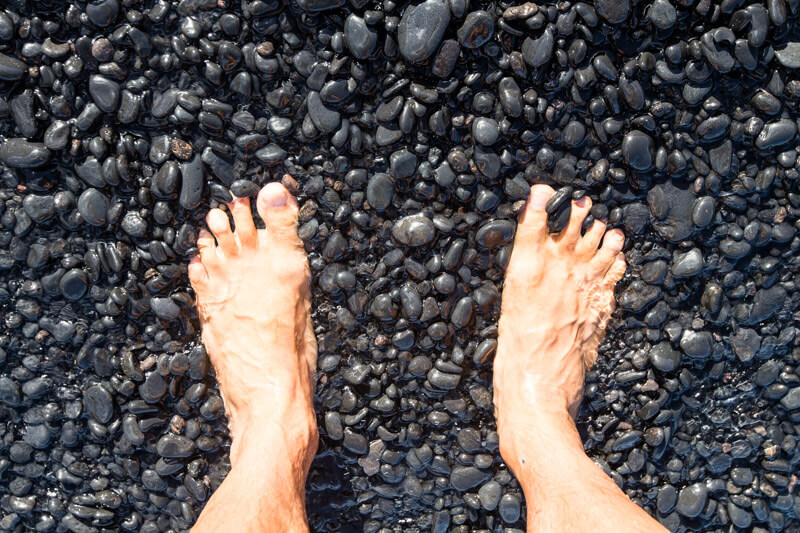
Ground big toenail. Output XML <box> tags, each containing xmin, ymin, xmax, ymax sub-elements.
<box><xmin>575</xmin><ymin>196</ymin><xmax>587</xmax><ymax>207</ymax></box>
<box><xmin>267</xmin><ymin>190</ymin><xmax>288</xmax><ymax>208</ymax></box>
<box><xmin>529</xmin><ymin>187</ymin><xmax>551</xmax><ymax>209</ymax></box>
<box><xmin>613</xmin><ymin>231</ymin><xmax>624</xmax><ymax>241</ymax></box>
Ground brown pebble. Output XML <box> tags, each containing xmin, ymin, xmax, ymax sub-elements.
<box><xmin>503</xmin><ymin>2</ymin><xmax>539</xmax><ymax>20</ymax></box>
<box><xmin>92</xmin><ymin>38</ymin><xmax>114</xmax><ymax>61</ymax></box>
<box><xmin>170</xmin><ymin>139</ymin><xmax>193</xmax><ymax>160</ymax></box>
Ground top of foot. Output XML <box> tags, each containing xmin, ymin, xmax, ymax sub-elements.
<box><xmin>187</xmin><ymin>181</ymin><xmax>317</xmax><ymax>463</ymax></box>
<box><xmin>494</xmin><ymin>184</ymin><xmax>627</xmax><ymax>421</ymax></box>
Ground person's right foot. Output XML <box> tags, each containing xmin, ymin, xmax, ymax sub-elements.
<box><xmin>494</xmin><ymin>184</ymin><xmax>627</xmax><ymax>458</ymax></box>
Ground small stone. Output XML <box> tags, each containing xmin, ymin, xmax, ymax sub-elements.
<box><xmin>83</xmin><ymin>385</ymin><xmax>114</xmax><ymax>424</ymax></box>
<box><xmin>0</xmin><ymin>139</ymin><xmax>51</xmax><ymax>168</ymax></box>
<box><xmin>676</xmin><ymin>483</ymin><xmax>707</xmax><ymax>518</ymax></box>
<box><xmin>156</xmin><ymin>434</ymin><xmax>195</xmax><ymax>458</ymax></box>
<box><xmin>392</xmin><ymin>214</ymin><xmax>436</xmax><ymax>246</ymax></box>
<box><xmin>398</xmin><ymin>0</ymin><xmax>451</xmax><ymax>64</ymax></box>
<box><xmin>77</xmin><ymin>189</ymin><xmax>110</xmax><ymax>227</ymax></box>
<box><xmin>456</xmin><ymin>11</ymin><xmax>494</xmax><ymax>49</ymax></box>
<box><xmin>450</xmin><ymin>466</ymin><xmax>491</xmax><ymax>491</ymax></box>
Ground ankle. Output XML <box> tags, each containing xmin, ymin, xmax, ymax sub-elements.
<box><xmin>496</xmin><ymin>403</ymin><xmax>583</xmax><ymax>476</ymax></box>
<box><xmin>229</xmin><ymin>404</ymin><xmax>318</xmax><ymax>470</ymax></box>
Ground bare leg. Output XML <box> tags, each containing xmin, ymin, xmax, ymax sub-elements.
<box><xmin>495</xmin><ymin>185</ymin><xmax>666</xmax><ymax>532</ymax></box>
<box><xmin>188</xmin><ymin>182</ymin><xmax>317</xmax><ymax>533</ymax></box>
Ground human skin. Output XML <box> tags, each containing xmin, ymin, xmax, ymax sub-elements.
<box><xmin>494</xmin><ymin>184</ymin><xmax>667</xmax><ymax>532</ymax></box>
<box><xmin>188</xmin><ymin>181</ymin><xmax>666</xmax><ymax>532</ymax></box>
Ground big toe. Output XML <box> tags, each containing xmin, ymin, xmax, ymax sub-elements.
<box><xmin>257</xmin><ymin>181</ymin><xmax>303</xmax><ymax>250</ymax></box>
<box><xmin>514</xmin><ymin>184</ymin><xmax>556</xmax><ymax>247</ymax></box>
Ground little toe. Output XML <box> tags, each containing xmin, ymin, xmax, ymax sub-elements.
<box><xmin>256</xmin><ymin>181</ymin><xmax>303</xmax><ymax>251</ymax></box>
<box><xmin>229</xmin><ymin>196</ymin><xmax>257</xmax><ymax>249</ymax></box>
<box><xmin>514</xmin><ymin>184</ymin><xmax>556</xmax><ymax>246</ymax></box>
<box><xmin>590</xmin><ymin>228</ymin><xmax>625</xmax><ymax>277</ymax></box>
<box><xmin>577</xmin><ymin>218</ymin><xmax>607</xmax><ymax>256</ymax></box>
<box><xmin>558</xmin><ymin>196</ymin><xmax>592</xmax><ymax>248</ymax></box>
<box><xmin>207</xmin><ymin>208</ymin><xmax>238</xmax><ymax>256</ymax></box>
<box><xmin>188</xmin><ymin>256</ymin><xmax>209</xmax><ymax>291</ymax></box>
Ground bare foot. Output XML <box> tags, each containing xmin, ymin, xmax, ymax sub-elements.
<box><xmin>187</xmin><ymin>182</ymin><xmax>317</xmax><ymax>467</ymax></box>
<box><xmin>494</xmin><ymin>184</ymin><xmax>627</xmax><ymax>461</ymax></box>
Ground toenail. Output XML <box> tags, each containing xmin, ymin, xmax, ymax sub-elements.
<box><xmin>613</xmin><ymin>230</ymin><xmax>625</xmax><ymax>241</ymax></box>
<box><xmin>575</xmin><ymin>196</ymin><xmax>587</xmax><ymax>207</ymax></box>
<box><xmin>528</xmin><ymin>187</ymin><xmax>552</xmax><ymax>209</ymax></box>
<box><xmin>267</xmin><ymin>189</ymin><xmax>288</xmax><ymax>208</ymax></box>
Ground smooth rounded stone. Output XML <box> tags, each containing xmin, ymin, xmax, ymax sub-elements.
<box><xmin>649</xmin><ymin>342</ymin><xmax>681</xmax><ymax>372</ymax></box>
<box><xmin>649</xmin><ymin>0</ymin><xmax>677</xmax><ymax>28</ymax></box>
<box><xmin>781</xmin><ymin>387</ymin><xmax>800</xmax><ymax>410</ymax></box>
<box><xmin>731</xmin><ymin>328</ymin><xmax>761</xmax><ymax>362</ymax></box>
<box><xmin>343</xmin><ymin>428</ymin><xmax>368</xmax><ymax>454</ymax></box>
<box><xmin>77</xmin><ymin>189</ymin><xmax>110</xmax><ymax>227</ymax></box>
<box><xmin>475</xmin><ymin>219</ymin><xmax>514</xmax><ymax>248</ymax></box>
<box><xmin>521</xmin><ymin>28</ymin><xmax>554</xmax><ymax>67</ymax></box>
<box><xmin>230</xmin><ymin>179</ymin><xmax>260</xmax><ymax>197</ymax></box>
<box><xmin>398</xmin><ymin>0</ymin><xmax>451</xmax><ymax>64</ymax></box>
<box><xmin>676</xmin><ymin>483</ymin><xmax>707</xmax><ymax>518</ymax></box>
<box><xmin>478</xmin><ymin>481</ymin><xmax>501</xmax><ymax>510</ymax></box>
<box><xmin>432</xmin><ymin>40</ymin><xmax>460</xmax><ymax>77</ymax></box>
<box><xmin>755</xmin><ymin>119</ymin><xmax>796</xmax><ymax>150</ymax></box>
<box><xmin>671</xmin><ymin>248</ymin><xmax>703</xmax><ymax>278</ymax></box>
<box><xmin>746</xmin><ymin>286</ymin><xmax>787</xmax><ymax>324</ymax></box>
<box><xmin>136</xmin><ymin>377</ymin><xmax>168</xmax><ymax>410</ymax></box>
<box><xmin>150</xmin><ymin>297</ymin><xmax>181</xmax><ymax>320</ymax></box>
<box><xmin>121</xmin><ymin>212</ymin><xmax>147</xmax><ymax>239</ymax></box>
<box><xmin>775</xmin><ymin>42</ymin><xmax>800</xmax><ymax>68</ymax></box>
<box><xmin>255</xmin><ymin>144</ymin><xmax>287</xmax><ymax>166</ymax></box>
<box><xmin>43</xmin><ymin>120</ymin><xmax>70</xmax><ymax>150</ymax></box>
<box><xmin>86</xmin><ymin>0</ymin><xmax>119</xmax><ymax>26</ymax></box>
<box><xmin>450</xmin><ymin>466</ymin><xmax>492</xmax><ymax>491</ymax></box>
<box><xmin>156</xmin><ymin>434</ymin><xmax>195</xmax><ymax>458</ymax></box>
<box><xmin>307</xmin><ymin>92</ymin><xmax>341</xmax><ymax>133</ymax></box>
<box><xmin>376</xmin><ymin>125</ymin><xmax>403</xmax><ymax>146</ymax></box>
<box><xmin>344</xmin><ymin>15</ymin><xmax>378</xmax><ymax>60</ymax></box>
<box><xmin>499</xmin><ymin>494</ymin><xmax>521</xmax><ymax>523</ymax></box>
<box><xmin>83</xmin><ymin>385</ymin><xmax>114</xmax><ymax>424</ymax></box>
<box><xmin>22</xmin><ymin>195</ymin><xmax>56</xmax><ymax>223</ymax></box>
<box><xmin>691</xmin><ymin>197</ymin><xmax>715</xmax><ymax>227</ymax></box>
<box><xmin>88</xmin><ymin>75</ymin><xmax>120</xmax><ymax>113</ymax></box>
<box><xmin>75</xmin><ymin>157</ymin><xmax>106</xmax><ymax>188</ymax></box>
<box><xmin>621</xmin><ymin>130</ymin><xmax>655</xmax><ymax>171</ymax></box>
<box><xmin>596</xmin><ymin>0</ymin><xmax>630</xmax><ymax>23</ymax></box>
<box><xmin>680</xmin><ymin>330</ymin><xmax>713</xmax><ymax>359</ymax></box>
<box><xmin>392</xmin><ymin>214</ymin><xmax>436</xmax><ymax>246</ymax></box>
<box><xmin>0</xmin><ymin>52</ymin><xmax>26</xmax><ymax>80</ymax></box>
<box><xmin>179</xmin><ymin>155</ymin><xmax>204</xmax><ymax>210</ymax></box>
<box><xmin>367</xmin><ymin>173</ymin><xmax>394</xmax><ymax>212</ymax></box>
<box><xmin>472</xmin><ymin>118</ymin><xmax>499</xmax><ymax>146</ymax></box>
<box><xmin>0</xmin><ymin>377</ymin><xmax>21</xmax><ymax>406</ymax></box>
<box><xmin>59</xmin><ymin>269</ymin><xmax>89</xmax><ymax>301</ymax></box>
<box><xmin>456</xmin><ymin>10</ymin><xmax>494</xmax><ymax>49</ymax></box>
<box><xmin>0</xmin><ymin>139</ymin><xmax>51</xmax><ymax>168</ymax></box>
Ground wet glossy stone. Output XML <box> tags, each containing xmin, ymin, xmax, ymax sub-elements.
<box><xmin>392</xmin><ymin>215</ymin><xmax>436</xmax><ymax>246</ymax></box>
<box><xmin>398</xmin><ymin>0</ymin><xmax>451</xmax><ymax>64</ymax></box>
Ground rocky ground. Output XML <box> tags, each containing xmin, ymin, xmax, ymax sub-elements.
<box><xmin>0</xmin><ymin>0</ymin><xmax>799</xmax><ymax>531</ymax></box>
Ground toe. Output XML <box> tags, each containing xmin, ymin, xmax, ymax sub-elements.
<box><xmin>604</xmin><ymin>252</ymin><xmax>627</xmax><ymax>285</ymax></box>
<box><xmin>558</xmin><ymin>196</ymin><xmax>592</xmax><ymax>248</ymax></box>
<box><xmin>256</xmin><ymin>181</ymin><xmax>303</xmax><ymax>251</ymax></box>
<box><xmin>207</xmin><ymin>208</ymin><xmax>238</xmax><ymax>256</ymax></box>
<box><xmin>229</xmin><ymin>196</ymin><xmax>257</xmax><ymax>249</ymax></box>
<box><xmin>514</xmin><ymin>184</ymin><xmax>556</xmax><ymax>246</ymax></box>
<box><xmin>590</xmin><ymin>228</ymin><xmax>625</xmax><ymax>277</ymax></box>
<box><xmin>577</xmin><ymin>218</ymin><xmax>607</xmax><ymax>256</ymax></box>
<box><xmin>188</xmin><ymin>256</ymin><xmax>209</xmax><ymax>290</ymax></box>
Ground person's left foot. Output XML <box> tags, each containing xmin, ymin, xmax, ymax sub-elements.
<box><xmin>188</xmin><ymin>181</ymin><xmax>317</xmax><ymax>467</ymax></box>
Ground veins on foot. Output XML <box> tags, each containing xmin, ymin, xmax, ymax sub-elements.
<box><xmin>495</xmin><ymin>184</ymin><xmax>628</xmax><ymax>423</ymax></box>
<box><xmin>187</xmin><ymin>181</ymin><xmax>317</xmax><ymax>465</ymax></box>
